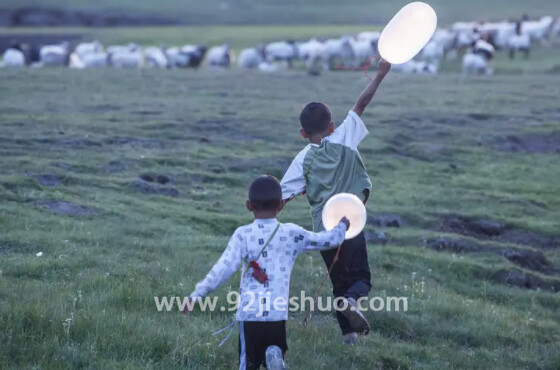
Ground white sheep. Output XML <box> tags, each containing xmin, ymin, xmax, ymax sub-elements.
<box><xmin>207</xmin><ymin>44</ymin><xmax>232</xmax><ymax>68</ymax></box>
<box><xmin>420</xmin><ymin>40</ymin><xmax>444</xmax><ymax>68</ymax></box>
<box><xmin>265</xmin><ymin>41</ymin><xmax>298</xmax><ymax>68</ymax></box>
<box><xmin>462</xmin><ymin>40</ymin><xmax>495</xmax><ymax>75</ymax></box>
<box><xmin>144</xmin><ymin>46</ymin><xmax>171</xmax><ymax>68</ymax></box>
<box><xmin>74</xmin><ymin>40</ymin><xmax>103</xmax><ymax>59</ymax></box>
<box><xmin>257</xmin><ymin>62</ymin><xmax>279</xmax><ymax>72</ymax></box>
<box><xmin>297</xmin><ymin>38</ymin><xmax>328</xmax><ymax>72</ymax></box>
<box><xmin>552</xmin><ymin>17</ymin><xmax>560</xmax><ymax>37</ymax></box>
<box><xmin>392</xmin><ymin>60</ymin><xmax>438</xmax><ymax>74</ymax></box>
<box><xmin>323</xmin><ymin>36</ymin><xmax>355</xmax><ymax>69</ymax></box>
<box><xmin>166</xmin><ymin>45</ymin><xmax>206</xmax><ymax>68</ymax></box>
<box><xmin>1</xmin><ymin>48</ymin><xmax>26</xmax><ymax>67</ymax></box>
<box><xmin>69</xmin><ymin>52</ymin><xmax>85</xmax><ymax>69</ymax></box>
<box><xmin>475</xmin><ymin>21</ymin><xmax>515</xmax><ymax>49</ymax></box>
<box><xmin>431</xmin><ymin>29</ymin><xmax>458</xmax><ymax>58</ymax></box>
<box><xmin>109</xmin><ymin>44</ymin><xmax>143</xmax><ymax>68</ymax></box>
<box><xmin>238</xmin><ymin>45</ymin><xmax>265</xmax><ymax>69</ymax></box>
<box><xmin>356</xmin><ymin>31</ymin><xmax>380</xmax><ymax>42</ymax></box>
<box><xmin>106</xmin><ymin>43</ymin><xmax>136</xmax><ymax>55</ymax></box>
<box><xmin>40</xmin><ymin>42</ymin><xmax>70</xmax><ymax>66</ymax></box>
<box><xmin>523</xmin><ymin>16</ymin><xmax>554</xmax><ymax>43</ymax></box>
<box><xmin>507</xmin><ymin>22</ymin><xmax>531</xmax><ymax>59</ymax></box>
<box><xmin>349</xmin><ymin>37</ymin><xmax>376</xmax><ymax>66</ymax></box>
<box><xmin>81</xmin><ymin>52</ymin><xmax>110</xmax><ymax>68</ymax></box>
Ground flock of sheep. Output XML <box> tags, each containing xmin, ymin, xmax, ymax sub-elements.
<box><xmin>1</xmin><ymin>15</ymin><xmax>559</xmax><ymax>75</ymax></box>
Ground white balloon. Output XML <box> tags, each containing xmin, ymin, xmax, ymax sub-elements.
<box><xmin>378</xmin><ymin>2</ymin><xmax>438</xmax><ymax>64</ymax></box>
<box><xmin>322</xmin><ymin>193</ymin><xmax>367</xmax><ymax>240</ymax></box>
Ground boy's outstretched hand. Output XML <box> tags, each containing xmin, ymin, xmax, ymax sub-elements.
<box><xmin>181</xmin><ymin>297</ymin><xmax>197</xmax><ymax>315</ymax></box>
<box><xmin>377</xmin><ymin>58</ymin><xmax>391</xmax><ymax>77</ymax></box>
<box><xmin>340</xmin><ymin>216</ymin><xmax>351</xmax><ymax>230</ymax></box>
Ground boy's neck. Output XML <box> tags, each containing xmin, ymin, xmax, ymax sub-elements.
<box><xmin>308</xmin><ymin>130</ymin><xmax>331</xmax><ymax>145</ymax></box>
<box><xmin>253</xmin><ymin>211</ymin><xmax>278</xmax><ymax>220</ymax></box>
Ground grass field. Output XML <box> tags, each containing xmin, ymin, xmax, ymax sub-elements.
<box><xmin>1</xmin><ymin>56</ymin><xmax>560</xmax><ymax>369</ymax></box>
<box><xmin>2</xmin><ymin>0</ymin><xmax>560</xmax><ymax>25</ymax></box>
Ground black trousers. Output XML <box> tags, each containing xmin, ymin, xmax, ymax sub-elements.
<box><xmin>320</xmin><ymin>231</ymin><xmax>371</xmax><ymax>335</ymax></box>
<box><xmin>238</xmin><ymin>321</ymin><xmax>287</xmax><ymax>370</ymax></box>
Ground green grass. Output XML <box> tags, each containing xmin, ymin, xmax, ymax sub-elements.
<box><xmin>2</xmin><ymin>0</ymin><xmax>560</xmax><ymax>25</ymax></box>
<box><xmin>1</xmin><ymin>58</ymin><xmax>560</xmax><ymax>368</ymax></box>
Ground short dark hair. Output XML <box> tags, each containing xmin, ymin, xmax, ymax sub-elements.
<box><xmin>248</xmin><ymin>175</ymin><xmax>282</xmax><ymax>211</ymax></box>
<box><xmin>300</xmin><ymin>102</ymin><xmax>331</xmax><ymax>135</ymax></box>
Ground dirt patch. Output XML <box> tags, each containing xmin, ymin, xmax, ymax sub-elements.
<box><xmin>139</xmin><ymin>173</ymin><xmax>171</xmax><ymax>185</ymax></box>
<box><xmin>0</xmin><ymin>241</ymin><xmax>35</xmax><ymax>255</ymax></box>
<box><xmin>134</xmin><ymin>110</ymin><xmax>163</xmax><ymax>116</ymax></box>
<box><xmin>493</xmin><ymin>132</ymin><xmax>560</xmax><ymax>154</ymax></box>
<box><xmin>36</xmin><ymin>174</ymin><xmax>62</xmax><ymax>186</ymax></box>
<box><xmin>50</xmin><ymin>162</ymin><xmax>81</xmax><ymax>173</ymax></box>
<box><xmin>98</xmin><ymin>159</ymin><xmax>137</xmax><ymax>174</ymax></box>
<box><xmin>367</xmin><ymin>213</ymin><xmax>405</xmax><ymax>228</ymax></box>
<box><xmin>501</xmin><ymin>249</ymin><xmax>554</xmax><ymax>274</ymax></box>
<box><xmin>38</xmin><ymin>200</ymin><xmax>96</xmax><ymax>216</ymax></box>
<box><xmin>103</xmin><ymin>136</ymin><xmax>165</xmax><ymax>149</ymax></box>
<box><xmin>426</xmin><ymin>237</ymin><xmax>481</xmax><ymax>253</ymax></box>
<box><xmin>131</xmin><ymin>180</ymin><xmax>179</xmax><ymax>197</ymax></box>
<box><xmin>441</xmin><ymin>216</ymin><xmax>504</xmax><ymax>237</ymax></box>
<box><xmin>374</xmin><ymin>145</ymin><xmax>431</xmax><ymax>162</ymax></box>
<box><xmin>491</xmin><ymin>269</ymin><xmax>559</xmax><ymax>292</ymax></box>
<box><xmin>365</xmin><ymin>230</ymin><xmax>388</xmax><ymax>245</ymax></box>
<box><xmin>221</xmin><ymin>157</ymin><xmax>291</xmax><ymax>178</ymax></box>
<box><xmin>439</xmin><ymin>215</ymin><xmax>558</xmax><ymax>250</ymax></box>
<box><xmin>194</xmin><ymin>120</ymin><xmax>269</xmax><ymax>142</ymax></box>
<box><xmin>425</xmin><ymin>237</ymin><xmax>557</xmax><ymax>275</ymax></box>
<box><xmin>0</xmin><ymin>136</ymin><xmax>103</xmax><ymax>150</ymax></box>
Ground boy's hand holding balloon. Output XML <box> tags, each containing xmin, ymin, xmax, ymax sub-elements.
<box><xmin>340</xmin><ymin>216</ymin><xmax>351</xmax><ymax>231</ymax></box>
<box><xmin>377</xmin><ymin>59</ymin><xmax>392</xmax><ymax>77</ymax></box>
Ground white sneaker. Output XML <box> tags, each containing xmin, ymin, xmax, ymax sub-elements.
<box><xmin>338</xmin><ymin>297</ymin><xmax>370</xmax><ymax>335</ymax></box>
<box><xmin>265</xmin><ymin>345</ymin><xmax>286</xmax><ymax>370</ymax></box>
<box><xmin>343</xmin><ymin>332</ymin><xmax>359</xmax><ymax>345</ymax></box>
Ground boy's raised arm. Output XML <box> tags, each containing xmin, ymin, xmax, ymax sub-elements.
<box><xmin>352</xmin><ymin>59</ymin><xmax>391</xmax><ymax>117</ymax></box>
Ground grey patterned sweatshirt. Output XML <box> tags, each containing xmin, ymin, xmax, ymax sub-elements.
<box><xmin>190</xmin><ymin>218</ymin><xmax>346</xmax><ymax>321</ymax></box>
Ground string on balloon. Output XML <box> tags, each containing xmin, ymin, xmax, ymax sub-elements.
<box><xmin>333</xmin><ymin>55</ymin><xmax>379</xmax><ymax>81</ymax></box>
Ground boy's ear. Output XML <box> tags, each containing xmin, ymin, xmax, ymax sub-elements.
<box><xmin>276</xmin><ymin>200</ymin><xmax>284</xmax><ymax>213</ymax></box>
<box><xmin>300</xmin><ymin>128</ymin><xmax>310</xmax><ymax>139</ymax></box>
<box><xmin>328</xmin><ymin>121</ymin><xmax>335</xmax><ymax>134</ymax></box>
<box><xmin>246</xmin><ymin>200</ymin><xmax>253</xmax><ymax>212</ymax></box>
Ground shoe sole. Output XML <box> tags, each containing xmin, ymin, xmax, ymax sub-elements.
<box><xmin>343</xmin><ymin>337</ymin><xmax>359</xmax><ymax>345</ymax></box>
<box><xmin>265</xmin><ymin>346</ymin><xmax>286</xmax><ymax>370</ymax></box>
<box><xmin>339</xmin><ymin>302</ymin><xmax>370</xmax><ymax>335</ymax></box>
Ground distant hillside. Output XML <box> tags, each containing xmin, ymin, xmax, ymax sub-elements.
<box><xmin>0</xmin><ymin>0</ymin><xmax>558</xmax><ymax>26</ymax></box>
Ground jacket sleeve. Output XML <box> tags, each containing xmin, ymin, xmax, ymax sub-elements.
<box><xmin>189</xmin><ymin>229</ymin><xmax>244</xmax><ymax>298</ymax></box>
<box><xmin>280</xmin><ymin>148</ymin><xmax>308</xmax><ymax>201</ymax></box>
<box><xmin>296</xmin><ymin>221</ymin><xmax>347</xmax><ymax>253</ymax></box>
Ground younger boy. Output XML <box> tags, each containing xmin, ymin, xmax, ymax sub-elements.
<box><xmin>281</xmin><ymin>60</ymin><xmax>391</xmax><ymax>344</ymax></box>
<box><xmin>186</xmin><ymin>175</ymin><xmax>349</xmax><ymax>370</ymax></box>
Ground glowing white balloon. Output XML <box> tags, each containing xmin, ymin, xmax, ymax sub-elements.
<box><xmin>378</xmin><ymin>2</ymin><xmax>438</xmax><ymax>64</ymax></box>
<box><xmin>322</xmin><ymin>193</ymin><xmax>367</xmax><ymax>240</ymax></box>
